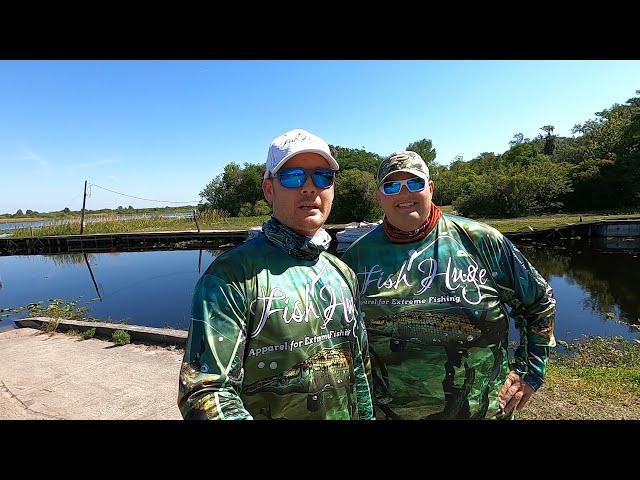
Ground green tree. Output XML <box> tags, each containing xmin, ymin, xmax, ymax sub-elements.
<box><xmin>331</xmin><ymin>146</ymin><xmax>382</xmax><ymax>176</ymax></box>
<box><xmin>252</xmin><ymin>199</ymin><xmax>271</xmax><ymax>216</ymax></box>
<box><xmin>15</xmin><ymin>209</ymin><xmax>24</xmax><ymax>216</ymax></box>
<box><xmin>453</xmin><ymin>159</ymin><xmax>573</xmax><ymax>217</ymax></box>
<box><xmin>541</xmin><ymin>125</ymin><xmax>559</xmax><ymax>156</ymax></box>
<box><xmin>565</xmin><ymin>91</ymin><xmax>640</xmax><ymax>209</ymax></box>
<box><xmin>502</xmin><ymin>143</ymin><xmax>537</xmax><ymax>167</ymax></box>
<box><xmin>200</xmin><ymin>162</ymin><xmax>265</xmax><ymax>216</ymax></box>
<box><xmin>406</xmin><ymin>138</ymin><xmax>437</xmax><ymax>165</ymax></box>
<box><xmin>238</xmin><ymin>202</ymin><xmax>254</xmax><ymax>217</ymax></box>
<box><xmin>509</xmin><ymin>133</ymin><xmax>525</xmax><ymax>146</ymax></box>
<box><xmin>328</xmin><ymin>169</ymin><xmax>382</xmax><ymax>224</ymax></box>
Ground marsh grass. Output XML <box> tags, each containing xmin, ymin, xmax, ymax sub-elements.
<box><xmin>11</xmin><ymin>211</ymin><xmax>270</xmax><ymax>237</ymax></box>
<box><xmin>477</xmin><ymin>212</ymin><xmax>640</xmax><ymax>233</ymax></box>
<box><xmin>9</xmin><ymin>205</ymin><xmax>640</xmax><ymax>238</ymax></box>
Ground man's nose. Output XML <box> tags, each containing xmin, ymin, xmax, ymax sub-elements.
<box><xmin>398</xmin><ymin>183</ymin><xmax>412</xmax><ymax>195</ymax></box>
<box><xmin>300</xmin><ymin>174</ymin><xmax>317</xmax><ymax>194</ymax></box>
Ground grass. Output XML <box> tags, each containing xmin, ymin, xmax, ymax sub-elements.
<box><xmin>10</xmin><ymin>211</ymin><xmax>270</xmax><ymax>237</ymax></box>
<box><xmin>477</xmin><ymin>211</ymin><xmax>640</xmax><ymax>234</ymax></box>
<box><xmin>7</xmin><ymin>204</ymin><xmax>639</xmax><ymax>238</ymax></box>
<box><xmin>519</xmin><ymin>336</ymin><xmax>640</xmax><ymax>419</ymax></box>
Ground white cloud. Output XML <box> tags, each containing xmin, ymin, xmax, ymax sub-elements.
<box><xmin>107</xmin><ymin>175</ymin><xmax>117</xmax><ymax>181</ymax></box>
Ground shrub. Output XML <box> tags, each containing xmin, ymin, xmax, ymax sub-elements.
<box><xmin>81</xmin><ymin>327</ymin><xmax>96</xmax><ymax>340</ymax></box>
<box><xmin>112</xmin><ymin>329</ymin><xmax>131</xmax><ymax>346</ymax></box>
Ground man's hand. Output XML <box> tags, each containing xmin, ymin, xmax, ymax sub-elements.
<box><xmin>498</xmin><ymin>371</ymin><xmax>535</xmax><ymax>414</ymax></box>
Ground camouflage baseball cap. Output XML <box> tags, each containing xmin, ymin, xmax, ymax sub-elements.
<box><xmin>377</xmin><ymin>151</ymin><xmax>430</xmax><ymax>184</ymax></box>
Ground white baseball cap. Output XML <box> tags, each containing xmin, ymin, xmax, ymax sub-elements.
<box><xmin>264</xmin><ymin>128</ymin><xmax>339</xmax><ymax>179</ymax></box>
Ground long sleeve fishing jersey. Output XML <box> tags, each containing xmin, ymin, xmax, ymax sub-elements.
<box><xmin>178</xmin><ymin>234</ymin><xmax>373</xmax><ymax>420</ymax></box>
<box><xmin>340</xmin><ymin>214</ymin><xmax>556</xmax><ymax>420</ymax></box>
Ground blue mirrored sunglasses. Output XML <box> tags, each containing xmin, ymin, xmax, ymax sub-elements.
<box><xmin>275</xmin><ymin>168</ymin><xmax>335</xmax><ymax>189</ymax></box>
<box><xmin>379</xmin><ymin>176</ymin><xmax>426</xmax><ymax>195</ymax></box>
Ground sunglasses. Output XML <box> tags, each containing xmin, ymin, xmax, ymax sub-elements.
<box><xmin>274</xmin><ymin>168</ymin><xmax>335</xmax><ymax>189</ymax></box>
<box><xmin>379</xmin><ymin>176</ymin><xmax>426</xmax><ymax>195</ymax></box>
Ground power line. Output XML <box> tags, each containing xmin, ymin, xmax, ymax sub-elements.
<box><xmin>89</xmin><ymin>183</ymin><xmax>201</xmax><ymax>204</ymax></box>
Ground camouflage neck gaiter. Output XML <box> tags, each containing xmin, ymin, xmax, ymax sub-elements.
<box><xmin>262</xmin><ymin>216</ymin><xmax>331</xmax><ymax>260</ymax></box>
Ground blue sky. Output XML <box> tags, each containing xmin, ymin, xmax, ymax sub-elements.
<box><xmin>1</xmin><ymin>60</ymin><xmax>639</xmax><ymax>213</ymax></box>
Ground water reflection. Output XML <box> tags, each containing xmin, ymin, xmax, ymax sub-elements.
<box><xmin>0</xmin><ymin>249</ymin><xmax>223</xmax><ymax>330</ymax></box>
<box><xmin>43</xmin><ymin>252</ymin><xmax>101</xmax><ymax>265</ymax></box>
<box><xmin>1</xmin><ymin>244</ymin><xmax>639</xmax><ymax>342</ymax></box>
<box><xmin>518</xmin><ymin>243</ymin><xmax>640</xmax><ymax>337</ymax></box>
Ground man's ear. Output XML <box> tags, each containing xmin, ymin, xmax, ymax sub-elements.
<box><xmin>262</xmin><ymin>178</ymin><xmax>274</xmax><ymax>204</ymax></box>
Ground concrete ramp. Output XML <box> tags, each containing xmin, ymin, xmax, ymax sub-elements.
<box><xmin>0</xmin><ymin>328</ymin><xmax>183</xmax><ymax>420</ymax></box>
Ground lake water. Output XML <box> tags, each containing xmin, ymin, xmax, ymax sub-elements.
<box><xmin>1</xmin><ymin>243</ymin><xmax>639</xmax><ymax>343</ymax></box>
<box><xmin>0</xmin><ymin>220</ymin><xmax>50</xmax><ymax>232</ymax></box>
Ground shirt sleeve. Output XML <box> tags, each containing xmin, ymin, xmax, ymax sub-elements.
<box><xmin>178</xmin><ymin>272</ymin><xmax>252</xmax><ymax>420</ymax></box>
<box><xmin>337</xmin><ymin>254</ymin><xmax>374</xmax><ymax>419</ymax></box>
<box><xmin>352</xmin><ymin>284</ymin><xmax>375</xmax><ymax>420</ymax></box>
<box><xmin>492</xmin><ymin>235</ymin><xmax>557</xmax><ymax>391</ymax></box>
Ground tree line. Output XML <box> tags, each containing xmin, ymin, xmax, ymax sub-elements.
<box><xmin>199</xmin><ymin>90</ymin><xmax>640</xmax><ymax>221</ymax></box>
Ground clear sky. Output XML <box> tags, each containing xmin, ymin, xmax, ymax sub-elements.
<box><xmin>1</xmin><ymin>60</ymin><xmax>638</xmax><ymax>213</ymax></box>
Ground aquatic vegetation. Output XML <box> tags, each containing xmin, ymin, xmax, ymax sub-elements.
<box><xmin>43</xmin><ymin>316</ymin><xmax>60</xmax><ymax>333</ymax></box>
<box><xmin>27</xmin><ymin>299</ymin><xmax>96</xmax><ymax>322</ymax></box>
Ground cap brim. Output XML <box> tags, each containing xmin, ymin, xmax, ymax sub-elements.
<box><xmin>264</xmin><ymin>149</ymin><xmax>339</xmax><ymax>179</ymax></box>
<box><xmin>378</xmin><ymin>168</ymin><xmax>429</xmax><ymax>185</ymax></box>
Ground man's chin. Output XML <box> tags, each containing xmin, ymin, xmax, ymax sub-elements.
<box><xmin>388</xmin><ymin>213</ymin><xmax>424</xmax><ymax>231</ymax></box>
<box><xmin>295</xmin><ymin>216</ymin><xmax>325</xmax><ymax>234</ymax></box>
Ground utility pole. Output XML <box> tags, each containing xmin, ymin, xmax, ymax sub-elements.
<box><xmin>80</xmin><ymin>180</ymin><xmax>87</xmax><ymax>234</ymax></box>
<box><xmin>193</xmin><ymin>209</ymin><xmax>201</xmax><ymax>232</ymax></box>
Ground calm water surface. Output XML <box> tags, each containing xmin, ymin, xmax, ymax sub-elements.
<box><xmin>1</xmin><ymin>243</ymin><xmax>639</xmax><ymax>343</ymax></box>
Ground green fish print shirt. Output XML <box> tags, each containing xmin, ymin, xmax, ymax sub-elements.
<box><xmin>178</xmin><ymin>235</ymin><xmax>374</xmax><ymax>420</ymax></box>
<box><xmin>341</xmin><ymin>214</ymin><xmax>556</xmax><ymax>420</ymax></box>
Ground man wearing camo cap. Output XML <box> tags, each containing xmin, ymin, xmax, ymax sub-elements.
<box><xmin>341</xmin><ymin>150</ymin><xmax>556</xmax><ymax>419</ymax></box>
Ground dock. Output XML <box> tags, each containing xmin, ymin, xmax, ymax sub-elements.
<box><xmin>0</xmin><ymin>226</ymin><xmax>351</xmax><ymax>256</ymax></box>
<box><xmin>1</xmin><ymin>220</ymin><xmax>639</xmax><ymax>256</ymax></box>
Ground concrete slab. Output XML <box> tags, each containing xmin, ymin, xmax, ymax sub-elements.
<box><xmin>15</xmin><ymin>317</ymin><xmax>188</xmax><ymax>346</ymax></box>
<box><xmin>0</xmin><ymin>327</ymin><xmax>184</xmax><ymax>420</ymax></box>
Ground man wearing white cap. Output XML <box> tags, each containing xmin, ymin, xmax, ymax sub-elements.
<box><xmin>341</xmin><ymin>150</ymin><xmax>556</xmax><ymax>419</ymax></box>
<box><xmin>178</xmin><ymin>128</ymin><xmax>373</xmax><ymax>420</ymax></box>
